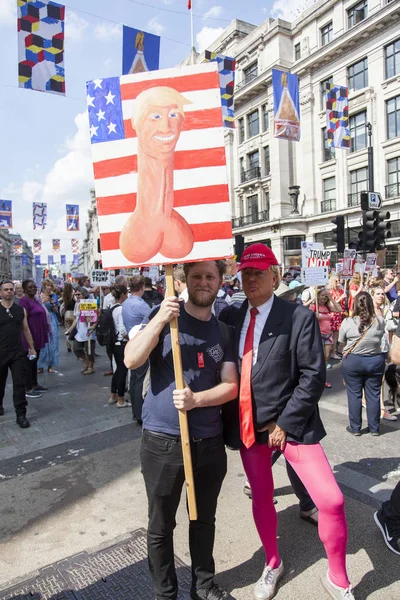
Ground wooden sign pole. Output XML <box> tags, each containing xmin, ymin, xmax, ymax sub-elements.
<box><xmin>165</xmin><ymin>264</ymin><xmax>198</xmax><ymax>520</ymax></box>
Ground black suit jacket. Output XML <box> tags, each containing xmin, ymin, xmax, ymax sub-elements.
<box><xmin>222</xmin><ymin>295</ymin><xmax>326</xmax><ymax>446</ymax></box>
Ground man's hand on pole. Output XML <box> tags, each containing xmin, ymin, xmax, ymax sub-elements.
<box><xmin>173</xmin><ymin>387</ymin><xmax>197</xmax><ymax>411</ymax></box>
<box><xmin>155</xmin><ymin>296</ymin><xmax>181</xmax><ymax>326</ymax></box>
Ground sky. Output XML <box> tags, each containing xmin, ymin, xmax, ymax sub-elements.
<box><xmin>0</xmin><ymin>0</ymin><xmax>310</xmax><ymax>265</ymax></box>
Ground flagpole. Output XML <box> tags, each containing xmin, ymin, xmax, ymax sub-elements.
<box><xmin>190</xmin><ymin>0</ymin><xmax>194</xmax><ymax>65</ymax></box>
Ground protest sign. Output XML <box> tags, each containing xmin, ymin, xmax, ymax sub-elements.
<box><xmin>336</xmin><ymin>262</ymin><xmax>343</xmax><ymax>274</ymax></box>
<box><xmin>91</xmin><ymin>269</ymin><xmax>111</xmax><ymax>287</ymax></box>
<box><xmin>365</xmin><ymin>254</ymin><xmax>377</xmax><ymax>273</ymax></box>
<box><xmin>301</xmin><ymin>242</ymin><xmax>329</xmax><ymax>286</ymax></box>
<box><xmin>301</xmin><ymin>267</ymin><xmax>329</xmax><ymax>287</ymax></box>
<box><xmin>79</xmin><ymin>301</ymin><xmax>98</xmax><ymax>319</ymax></box>
<box><xmin>342</xmin><ymin>249</ymin><xmax>356</xmax><ymax>278</ymax></box>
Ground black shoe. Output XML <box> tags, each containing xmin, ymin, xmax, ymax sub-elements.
<box><xmin>374</xmin><ymin>510</ymin><xmax>400</xmax><ymax>555</ymax></box>
<box><xmin>67</xmin><ymin>348</ymin><xmax>72</xmax><ymax>353</ymax></box>
<box><xmin>34</xmin><ymin>385</ymin><xmax>48</xmax><ymax>392</ymax></box>
<box><xmin>26</xmin><ymin>389</ymin><xmax>42</xmax><ymax>398</ymax></box>
<box><xmin>190</xmin><ymin>583</ymin><xmax>228</xmax><ymax>600</ymax></box>
<box><xmin>16</xmin><ymin>415</ymin><xmax>30</xmax><ymax>428</ymax></box>
<box><xmin>0</xmin><ymin>406</ymin><xmax>4</xmax><ymax>416</ymax></box>
<box><xmin>346</xmin><ymin>426</ymin><xmax>361</xmax><ymax>436</ymax></box>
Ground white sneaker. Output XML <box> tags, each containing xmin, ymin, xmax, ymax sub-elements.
<box><xmin>253</xmin><ymin>560</ymin><xmax>284</xmax><ymax>600</ymax></box>
<box><xmin>321</xmin><ymin>573</ymin><xmax>355</xmax><ymax>599</ymax></box>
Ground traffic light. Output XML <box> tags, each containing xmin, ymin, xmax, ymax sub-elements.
<box><xmin>374</xmin><ymin>210</ymin><xmax>391</xmax><ymax>249</ymax></box>
<box><xmin>331</xmin><ymin>215</ymin><xmax>345</xmax><ymax>253</ymax></box>
<box><xmin>362</xmin><ymin>210</ymin><xmax>377</xmax><ymax>252</ymax></box>
<box><xmin>235</xmin><ymin>234</ymin><xmax>245</xmax><ymax>262</ymax></box>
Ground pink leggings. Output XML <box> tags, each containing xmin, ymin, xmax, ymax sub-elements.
<box><xmin>241</xmin><ymin>441</ymin><xmax>349</xmax><ymax>589</ymax></box>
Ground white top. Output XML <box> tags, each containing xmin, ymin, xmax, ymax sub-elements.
<box><xmin>239</xmin><ymin>294</ymin><xmax>275</xmax><ymax>365</ymax></box>
<box><xmin>179</xmin><ymin>287</ymin><xmax>189</xmax><ymax>303</ymax></box>
<box><xmin>112</xmin><ymin>304</ymin><xmax>127</xmax><ymax>342</ymax></box>
<box><xmin>74</xmin><ymin>303</ymin><xmax>96</xmax><ymax>342</ymax></box>
<box><xmin>103</xmin><ymin>292</ymin><xmax>115</xmax><ymax>310</ymax></box>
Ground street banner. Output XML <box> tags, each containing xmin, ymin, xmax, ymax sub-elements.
<box><xmin>18</xmin><ymin>0</ymin><xmax>65</xmax><ymax>95</ymax></box>
<box><xmin>61</xmin><ymin>254</ymin><xmax>66</xmax><ymax>265</ymax></box>
<box><xmin>33</xmin><ymin>239</ymin><xmax>42</xmax><ymax>255</ymax></box>
<box><xmin>66</xmin><ymin>204</ymin><xmax>80</xmax><ymax>231</ymax></box>
<box><xmin>0</xmin><ymin>200</ymin><xmax>12</xmax><ymax>228</ymax></box>
<box><xmin>204</xmin><ymin>50</ymin><xmax>236</xmax><ymax>129</ymax></box>
<box><xmin>325</xmin><ymin>84</ymin><xmax>350</xmax><ymax>149</ymax></box>
<box><xmin>342</xmin><ymin>249</ymin><xmax>356</xmax><ymax>278</ymax></box>
<box><xmin>90</xmin><ymin>269</ymin><xmax>111</xmax><ymax>287</ymax></box>
<box><xmin>71</xmin><ymin>238</ymin><xmax>79</xmax><ymax>254</ymax></box>
<box><xmin>272</xmin><ymin>69</ymin><xmax>300</xmax><ymax>142</ymax></box>
<box><xmin>365</xmin><ymin>253</ymin><xmax>377</xmax><ymax>272</ymax></box>
<box><xmin>35</xmin><ymin>255</ymin><xmax>41</xmax><ymax>266</ymax></box>
<box><xmin>12</xmin><ymin>238</ymin><xmax>23</xmax><ymax>255</ymax></box>
<box><xmin>122</xmin><ymin>26</ymin><xmax>160</xmax><ymax>76</ymax></box>
<box><xmin>86</xmin><ymin>63</ymin><xmax>233</xmax><ymax>268</ymax></box>
<box><xmin>33</xmin><ymin>203</ymin><xmax>47</xmax><ymax>229</ymax></box>
<box><xmin>48</xmin><ymin>255</ymin><xmax>54</xmax><ymax>265</ymax></box>
<box><xmin>72</xmin><ymin>254</ymin><xmax>79</xmax><ymax>264</ymax></box>
<box><xmin>79</xmin><ymin>301</ymin><xmax>98</xmax><ymax>319</ymax></box>
<box><xmin>52</xmin><ymin>239</ymin><xmax>60</xmax><ymax>254</ymax></box>
<box><xmin>21</xmin><ymin>254</ymin><xmax>28</xmax><ymax>266</ymax></box>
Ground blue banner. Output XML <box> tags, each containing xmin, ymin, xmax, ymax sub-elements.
<box><xmin>21</xmin><ymin>254</ymin><xmax>28</xmax><ymax>266</ymax></box>
<box><xmin>272</xmin><ymin>69</ymin><xmax>300</xmax><ymax>142</ymax></box>
<box><xmin>73</xmin><ymin>254</ymin><xmax>79</xmax><ymax>264</ymax></box>
<box><xmin>0</xmin><ymin>200</ymin><xmax>12</xmax><ymax>228</ymax></box>
<box><xmin>122</xmin><ymin>26</ymin><xmax>160</xmax><ymax>75</ymax></box>
<box><xmin>48</xmin><ymin>255</ymin><xmax>54</xmax><ymax>265</ymax></box>
<box><xmin>61</xmin><ymin>254</ymin><xmax>66</xmax><ymax>265</ymax></box>
<box><xmin>66</xmin><ymin>204</ymin><xmax>79</xmax><ymax>231</ymax></box>
<box><xmin>35</xmin><ymin>255</ymin><xmax>41</xmax><ymax>266</ymax></box>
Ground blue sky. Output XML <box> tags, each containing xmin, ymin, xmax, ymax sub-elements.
<box><xmin>0</xmin><ymin>0</ymin><xmax>299</xmax><ymax>262</ymax></box>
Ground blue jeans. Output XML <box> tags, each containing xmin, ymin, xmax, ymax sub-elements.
<box><xmin>341</xmin><ymin>353</ymin><xmax>385</xmax><ymax>433</ymax></box>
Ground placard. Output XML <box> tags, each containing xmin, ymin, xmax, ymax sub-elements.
<box><xmin>91</xmin><ymin>269</ymin><xmax>112</xmax><ymax>287</ymax></box>
<box><xmin>342</xmin><ymin>249</ymin><xmax>356</xmax><ymax>278</ymax></box>
<box><xmin>79</xmin><ymin>301</ymin><xmax>98</xmax><ymax>318</ymax></box>
<box><xmin>301</xmin><ymin>267</ymin><xmax>329</xmax><ymax>287</ymax></box>
<box><xmin>365</xmin><ymin>254</ymin><xmax>377</xmax><ymax>273</ymax></box>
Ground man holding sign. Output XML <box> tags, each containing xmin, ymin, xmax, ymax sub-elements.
<box><xmin>124</xmin><ymin>260</ymin><xmax>238</xmax><ymax>600</ymax></box>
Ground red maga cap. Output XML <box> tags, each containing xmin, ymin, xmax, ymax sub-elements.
<box><xmin>238</xmin><ymin>243</ymin><xmax>279</xmax><ymax>271</ymax></box>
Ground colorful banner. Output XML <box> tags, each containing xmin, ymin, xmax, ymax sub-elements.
<box><xmin>33</xmin><ymin>238</ymin><xmax>42</xmax><ymax>255</ymax></box>
<box><xmin>0</xmin><ymin>200</ymin><xmax>12</xmax><ymax>228</ymax></box>
<box><xmin>86</xmin><ymin>63</ymin><xmax>233</xmax><ymax>268</ymax></box>
<box><xmin>272</xmin><ymin>69</ymin><xmax>300</xmax><ymax>142</ymax></box>
<box><xmin>21</xmin><ymin>254</ymin><xmax>29</xmax><ymax>266</ymax></box>
<box><xmin>48</xmin><ymin>255</ymin><xmax>54</xmax><ymax>265</ymax></box>
<box><xmin>12</xmin><ymin>238</ymin><xmax>23</xmax><ymax>255</ymax></box>
<box><xmin>122</xmin><ymin>26</ymin><xmax>160</xmax><ymax>76</ymax></box>
<box><xmin>326</xmin><ymin>84</ymin><xmax>350</xmax><ymax>149</ymax></box>
<box><xmin>66</xmin><ymin>204</ymin><xmax>79</xmax><ymax>231</ymax></box>
<box><xmin>204</xmin><ymin>51</ymin><xmax>235</xmax><ymax>129</ymax></box>
<box><xmin>61</xmin><ymin>254</ymin><xmax>66</xmax><ymax>265</ymax></box>
<box><xmin>33</xmin><ymin>203</ymin><xmax>47</xmax><ymax>229</ymax></box>
<box><xmin>71</xmin><ymin>238</ymin><xmax>79</xmax><ymax>254</ymax></box>
<box><xmin>35</xmin><ymin>255</ymin><xmax>41</xmax><ymax>266</ymax></box>
<box><xmin>52</xmin><ymin>239</ymin><xmax>60</xmax><ymax>254</ymax></box>
<box><xmin>18</xmin><ymin>0</ymin><xmax>65</xmax><ymax>95</ymax></box>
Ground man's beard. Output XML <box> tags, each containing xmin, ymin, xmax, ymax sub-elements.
<box><xmin>188</xmin><ymin>289</ymin><xmax>216</xmax><ymax>308</ymax></box>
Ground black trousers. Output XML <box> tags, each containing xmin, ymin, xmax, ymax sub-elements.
<box><xmin>25</xmin><ymin>348</ymin><xmax>40</xmax><ymax>390</ymax></box>
<box><xmin>381</xmin><ymin>481</ymin><xmax>400</xmax><ymax>530</ymax></box>
<box><xmin>111</xmin><ymin>343</ymin><xmax>128</xmax><ymax>396</ymax></box>
<box><xmin>129</xmin><ymin>361</ymin><xmax>148</xmax><ymax>421</ymax></box>
<box><xmin>0</xmin><ymin>351</ymin><xmax>28</xmax><ymax>416</ymax></box>
<box><xmin>141</xmin><ymin>430</ymin><xmax>227</xmax><ymax>600</ymax></box>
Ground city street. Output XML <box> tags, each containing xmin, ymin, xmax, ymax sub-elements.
<box><xmin>0</xmin><ymin>333</ymin><xmax>399</xmax><ymax>599</ymax></box>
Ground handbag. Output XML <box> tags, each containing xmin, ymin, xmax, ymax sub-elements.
<box><xmin>68</xmin><ymin>325</ymin><xmax>77</xmax><ymax>341</ymax></box>
<box><xmin>343</xmin><ymin>319</ymin><xmax>375</xmax><ymax>358</ymax></box>
<box><xmin>391</xmin><ymin>334</ymin><xmax>400</xmax><ymax>365</ymax></box>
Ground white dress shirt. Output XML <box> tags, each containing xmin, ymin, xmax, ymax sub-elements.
<box><xmin>239</xmin><ymin>295</ymin><xmax>275</xmax><ymax>365</ymax></box>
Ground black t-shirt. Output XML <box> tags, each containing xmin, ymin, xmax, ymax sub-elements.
<box><xmin>142</xmin><ymin>289</ymin><xmax>164</xmax><ymax>308</ymax></box>
<box><xmin>0</xmin><ymin>303</ymin><xmax>25</xmax><ymax>354</ymax></box>
<box><xmin>142</xmin><ymin>307</ymin><xmax>235</xmax><ymax>438</ymax></box>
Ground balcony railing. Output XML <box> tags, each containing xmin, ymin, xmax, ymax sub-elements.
<box><xmin>240</xmin><ymin>166</ymin><xmax>261</xmax><ymax>183</ymax></box>
<box><xmin>348</xmin><ymin>193</ymin><xmax>361</xmax><ymax>207</ymax></box>
<box><xmin>232</xmin><ymin>209</ymin><xmax>270</xmax><ymax>229</ymax></box>
<box><xmin>386</xmin><ymin>182</ymin><xmax>400</xmax><ymax>199</ymax></box>
<box><xmin>321</xmin><ymin>199</ymin><xmax>337</xmax><ymax>213</ymax></box>
<box><xmin>236</xmin><ymin>72</ymin><xmax>258</xmax><ymax>91</ymax></box>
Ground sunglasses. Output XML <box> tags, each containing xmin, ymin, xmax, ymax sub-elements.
<box><xmin>5</xmin><ymin>308</ymin><xmax>13</xmax><ymax>319</ymax></box>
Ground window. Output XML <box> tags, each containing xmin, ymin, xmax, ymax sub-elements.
<box><xmin>247</xmin><ymin>194</ymin><xmax>259</xmax><ymax>219</ymax></box>
<box><xmin>348</xmin><ymin>0</ymin><xmax>368</xmax><ymax>28</ymax></box>
<box><xmin>349</xmin><ymin>167</ymin><xmax>368</xmax><ymax>206</ymax></box>
<box><xmin>247</xmin><ymin>109</ymin><xmax>260</xmax><ymax>138</ymax></box>
<box><xmin>243</xmin><ymin>62</ymin><xmax>258</xmax><ymax>84</ymax></box>
<box><xmin>239</xmin><ymin>157</ymin><xmax>244</xmax><ymax>177</ymax></box>
<box><xmin>387</xmin><ymin>95</ymin><xmax>400</xmax><ymax>139</ymax></box>
<box><xmin>322</xmin><ymin>177</ymin><xmax>336</xmax><ymax>212</ymax></box>
<box><xmin>322</xmin><ymin>127</ymin><xmax>336</xmax><ymax>161</ymax></box>
<box><xmin>238</xmin><ymin>118</ymin><xmax>245</xmax><ymax>144</ymax></box>
<box><xmin>262</xmin><ymin>105</ymin><xmax>269</xmax><ymax>132</ymax></box>
<box><xmin>241</xmin><ymin>152</ymin><xmax>260</xmax><ymax>183</ymax></box>
<box><xmin>264</xmin><ymin>191</ymin><xmax>270</xmax><ymax>214</ymax></box>
<box><xmin>294</xmin><ymin>43</ymin><xmax>301</xmax><ymax>61</ymax></box>
<box><xmin>283</xmin><ymin>236</ymin><xmax>305</xmax><ymax>251</ymax></box>
<box><xmin>387</xmin><ymin>157</ymin><xmax>400</xmax><ymax>198</ymax></box>
<box><xmin>248</xmin><ymin>150</ymin><xmax>259</xmax><ymax>170</ymax></box>
<box><xmin>350</xmin><ymin>111</ymin><xmax>367</xmax><ymax>152</ymax></box>
<box><xmin>320</xmin><ymin>76</ymin><xmax>333</xmax><ymax>110</ymax></box>
<box><xmin>385</xmin><ymin>39</ymin><xmax>400</xmax><ymax>79</ymax></box>
<box><xmin>348</xmin><ymin>58</ymin><xmax>368</xmax><ymax>91</ymax></box>
<box><xmin>264</xmin><ymin>146</ymin><xmax>270</xmax><ymax>176</ymax></box>
<box><xmin>321</xmin><ymin>22</ymin><xmax>333</xmax><ymax>46</ymax></box>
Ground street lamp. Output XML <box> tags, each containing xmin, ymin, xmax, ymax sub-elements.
<box><xmin>288</xmin><ymin>185</ymin><xmax>300</xmax><ymax>214</ymax></box>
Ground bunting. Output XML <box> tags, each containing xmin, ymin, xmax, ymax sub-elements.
<box><xmin>52</xmin><ymin>238</ymin><xmax>60</xmax><ymax>254</ymax></box>
<box><xmin>66</xmin><ymin>204</ymin><xmax>79</xmax><ymax>230</ymax></box>
<box><xmin>204</xmin><ymin>51</ymin><xmax>236</xmax><ymax>129</ymax></box>
<box><xmin>71</xmin><ymin>238</ymin><xmax>79</xmax><ymax>254</ymax></box>
<box><xmin>0</xmin><ymin>200</ymin><xmax>12</xmax><ymax>228</ymax></box>
<box><xmin>12</xmin><ymin>238</ymin><xmax>23</xmax><ymax>255</ymax></box>
<box><xmin>33</xmin><ymin>238</ymin><xmax>42</xmax><ymax>255</ymax></box>
<box><xmin>33</xmin><ymin>203</ymin><xmax>47</xmax><ymax>229</ymax></box>
<box><xmin>326</xmin><ymin>83</ymin><xmax>350</xmax><ymax>149</ymax></box>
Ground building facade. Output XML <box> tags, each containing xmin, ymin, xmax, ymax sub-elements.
<box><xmin>0</xmin><ymin>230</ymin><xmax>11</xmax><ymax>280</ymax></box>
<box><xmin>79</xmin><ymin>189</ymin><xmax>101</xmax><ymax>275</ymax></box>
<box><xmin>194</xmin><ymin>0</ymin><xmax>400</xmax><ymax>267</ymax></box>
<box><xmin>9</xmin><ymin>233</ymin><xmax>34</xmax><ymax>281</ymax></box>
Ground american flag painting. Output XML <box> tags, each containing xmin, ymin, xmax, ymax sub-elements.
<box><xmin>86</xmin><ymin>63</ymin><xmax>233</xmax><ymax>268</ymax></box>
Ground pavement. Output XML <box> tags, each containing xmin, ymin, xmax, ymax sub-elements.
<box><xmin>0</xmin><ymin>333</ymin><xmax>399</xmax><ymax>599</ymax></box>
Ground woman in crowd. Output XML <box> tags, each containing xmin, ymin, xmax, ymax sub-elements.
<box><xmin>327</xmin><ymin>277</ymin><xmax>347</xmax><ymax>360</ymax></box>
<box><xmin>67</xmin><ymin>287</ymin><xmax>96</xmax><ymax>375</ymax></box>
<box><xmin>348</xmin><ymin>273</ymin><xmax>362</xmax><ymax>315</ymax></box>
<box><xmin>310</xmin><ymin>288</ymin><xmax>342</xmax><ymax>387</ymax></box>
<box><xmin>13</xmin><ymin>281</ymin><xmax>24</xmax><ymax>305</ymax></box>
<box><xmin>61</xmin><ymin>282</ymin><xmax>76</xmax><ymax>353</ymax></box>
<box><xmin>339</xmin><ymin>292</ymin><xmax>386</xmax><ymax>436</ymax></box>
<box><xmin>19</xmin><ymin>279</ymin><xmax>49</xmax><ymax>395</ymax></box>
<box><xmin>108</xmin><ymin>285</ymin><xmax>130</xmax><ymax>408</ymax></box>
<box><xmin>37</xmin><ymin>279</ymin><xmax>59</xmax><ymax>374</ymax></box>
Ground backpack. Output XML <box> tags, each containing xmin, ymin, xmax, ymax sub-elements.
<box><xmin>96</xmin><ymin>304</ymin><xmax>119</xmax><ymax>347</ymax></box>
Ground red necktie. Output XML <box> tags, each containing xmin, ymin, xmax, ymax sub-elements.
<box><xmin>240</xmin><ymin>307</ymin><xmax>259</xmax><ymax>448</ymax></box>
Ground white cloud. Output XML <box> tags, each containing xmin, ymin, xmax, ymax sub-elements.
<box><xmin>0</xmin><ymin>0</ymin><xmax>16</xmax><ymax>25</ymax></box>
<box><xmin>65</xmin><ymin>11</ymin><xmax>89</xmax><ymax>42</ymax></box>
<box><xmin>196</xmin><ymin>26</ymin><xmax>224</xmax><ymax>53</ymax></box>
<box><xmin>271</xmin><ymin>0</ymin><xmax>317</xmax><ymax>21</ymax></box>
<box><xmin>203</xmin><ymin>5</ymin><xmax>222</xmax><ymax>19</ymax></box>
<box><xmin>94</xmin><ymin>22</ymin><xmax>122</xmax><ymax>41</ymax></box>
<box><xmin>147</xmin><ymin>16</ymin><xmax>165</xmax><ymax>36</ymax></box>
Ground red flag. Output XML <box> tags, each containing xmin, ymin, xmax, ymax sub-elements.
<box><xmin>188</xmin><ymin>0</ymin><xmax>191</xmax><ymax>8</ymax></box>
